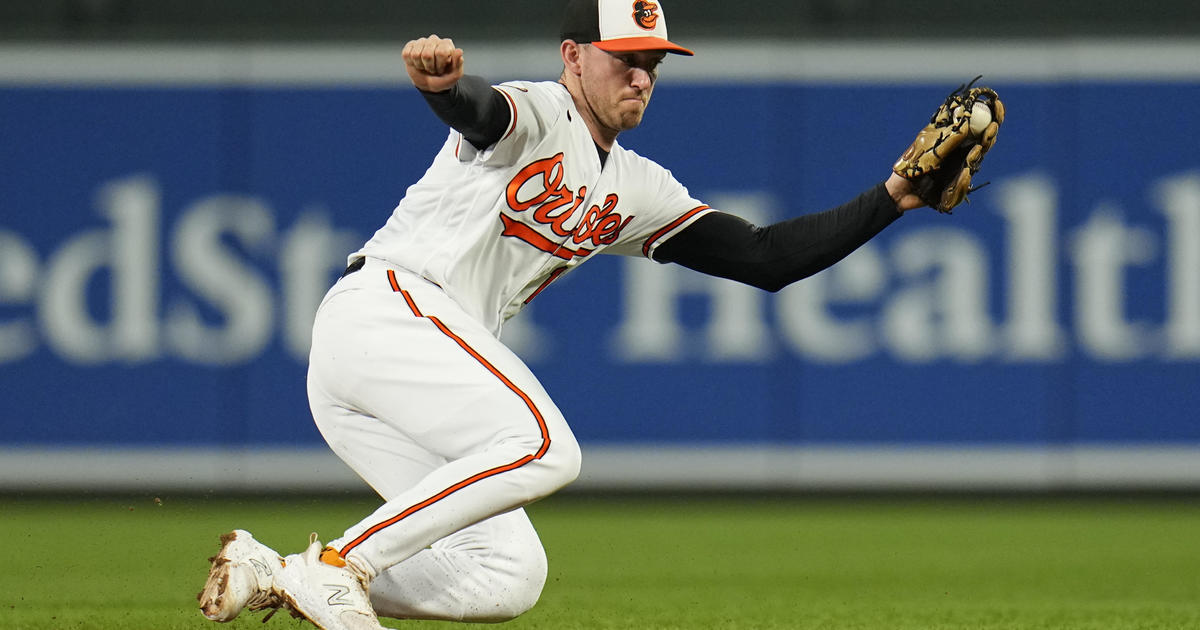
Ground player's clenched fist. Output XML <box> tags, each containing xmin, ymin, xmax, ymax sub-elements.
<box><xmin>403</xmin><ymin>35</ymin><xmax>465</xmax><ymax>93</ymax></box>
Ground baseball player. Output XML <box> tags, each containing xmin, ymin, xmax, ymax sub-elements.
<box><xmin>198</xmin><ymin>0</ymin><xmax>1002</xmax><ymax>628</ymax></box>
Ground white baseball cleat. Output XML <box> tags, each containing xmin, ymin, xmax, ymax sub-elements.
<box><xmin>272</xmin><ymin>533</ymin><xmax>383</xmax><ymax>630</ymax></box>
<box><xmin>198</xmin><ymin>529</ymin><xmax>285</xmax><ymax>622</ymax></box>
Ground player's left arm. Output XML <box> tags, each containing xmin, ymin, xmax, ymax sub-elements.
<box><xmin>653</xmin><ymin>180</ymin><xmax>906</xmax><ymax>292</ymax></box>
<box><xmin>654</xmin><ymin>78</ymin><xmax>1003</xmax><ymax>290</ymax></box>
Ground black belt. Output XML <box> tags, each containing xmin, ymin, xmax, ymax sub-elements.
<box><xmin>340</xmin><ymin>256</ymin><xmax>366</xmax><ymax>278</ymax></box>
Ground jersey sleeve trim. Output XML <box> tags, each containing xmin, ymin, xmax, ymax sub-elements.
<box><xmin>641</xmin><ymin>205</ymin><xmax>713</xmax><ymax>258</ymax></box>
<box><xmin>496</xmin><ymin>87</ymin><xmax>519</xmax><ymax>141</ymax></box>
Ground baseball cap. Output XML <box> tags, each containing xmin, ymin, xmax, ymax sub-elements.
<box><xmin>560</xmin><ymin>0</ymin><xmax>694</xmax><ymax>56</ymax></box>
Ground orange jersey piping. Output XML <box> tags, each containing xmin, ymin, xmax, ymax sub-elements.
<box><xmin>641</xmin><ymin>205</ymin><xmax>710</xmax><ymax>258</ymax></box>
<box><xmin>498</xmin><ymin>88</ymin><xmax>519</xmax><ymax>141</ymax></box>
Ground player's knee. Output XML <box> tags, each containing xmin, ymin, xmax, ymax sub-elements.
<box><xmin>465</xmin><ymin>586</ymin><xmax>543</xmax><ymax>622</ymax></box>
<box><xmin>469</xmin><ymin>546</ymin><xmax>547</xmax><ymax>622</ymax></box>
<box><xmin>501</xmin><ymin>427</ymin><xmax>580</xmax><ymax>503</ymax></box>
<box><xmin>542</xmin><ymin>434</ymin><xmax>581</xmax><ymax>491</ymax></box>
<box><xmin>489</xmin><ymin>578</ymin><xmax>545</xmax><ymax>621</ymax></box>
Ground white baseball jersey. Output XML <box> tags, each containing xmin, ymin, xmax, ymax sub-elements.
<box><xmin>355</xmin><ymin>79</ymin><xmax>712</xmax><ymax>336</ymax></box>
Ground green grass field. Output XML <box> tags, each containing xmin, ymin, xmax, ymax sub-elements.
<box><xmin>2</xmin><ymin>493</ymin><xmax>1198</xmax><ymax>629</ymax></box>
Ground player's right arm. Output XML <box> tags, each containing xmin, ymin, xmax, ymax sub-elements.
<box><xmin>403</xmin><ymin>35</ymin><xmax>512</xmax><ymax>150</ymax></box>
<box><xmin>402</xmin><ymin>34</ymin><xmax>464</xmax><ymax>92</ymax></box>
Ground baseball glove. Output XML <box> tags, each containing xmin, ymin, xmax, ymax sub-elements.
<box><xmin>893</xmin><ymin>77</ymin><xmax>1005</xmax><ymax>213</ymax></box>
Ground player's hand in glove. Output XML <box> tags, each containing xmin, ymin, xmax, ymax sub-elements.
<box><xmin>403</xmin><ymin>34</ymin><xmax>466</xmax><ymax>93</ymax></box>
<box><xmin>892</xmin><ymin>77</ymin><xmax>1005</xmax><ymax>213</ymax></box>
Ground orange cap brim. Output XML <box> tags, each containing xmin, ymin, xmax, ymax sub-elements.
<box><xmin>593</xmin><ymin>37</ymin><xmax>694</xmax><ymax>56</ymax></box>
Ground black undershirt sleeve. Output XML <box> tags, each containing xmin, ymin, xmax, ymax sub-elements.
<box><xmin>419</xmin><ymin>75</ymin><xmax>512</xmax><ymax>150</ymax></box>
<box><xmin>652</xmin><ymin>183</ymin><xmax>902</xmax><ymax>292</ymax></box>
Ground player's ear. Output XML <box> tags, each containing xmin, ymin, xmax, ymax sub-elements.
<box><xmin>561</xmin><ymin>40</ymin><xmax>584</xmax><ymax>76</ymax></box>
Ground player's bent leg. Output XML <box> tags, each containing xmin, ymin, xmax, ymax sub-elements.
<box><xmin>326</xmin><ymin>429</ymin><xmax>578</xmax><ymax>579</ymax></box>
<box><xmin>309</xmin><ymin>382</ymin><xmax>551</xmax><ymax>622</ymax></box>
<box><xmin>308</xmin><ymin>262</ymin><xmax>582</xmax><ymax>578</ymax></box>
<box><xmin>368</xmin><ymin>509</ymin><xmax>548</xmax><ymax>622</ymax></box>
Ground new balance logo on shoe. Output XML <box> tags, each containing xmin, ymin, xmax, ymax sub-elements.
<box><xmin>249</xmin><ymin>557</ymin><xmax>275</xmax><ymax>577</ymax></box>
<box><xmin>271</xmin><ymin>533</ymin><xmax>385</xmax><ymax>629</ymax></box>
<box><xmin>325</xmin><ymin>584</ymin><xmax>354</xmax><ymax>607</ymax></box>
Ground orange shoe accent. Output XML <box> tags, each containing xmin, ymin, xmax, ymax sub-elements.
<box><xmin>319</xmin><ymin>546</ymin><xmax>347</xmax><ymax>568</ymax></box>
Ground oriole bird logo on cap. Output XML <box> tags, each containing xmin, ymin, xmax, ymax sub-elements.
<box><xmin>632</xmin><ymin>0</ymin><xmax>659</xmax><ymax>30</ymax></box>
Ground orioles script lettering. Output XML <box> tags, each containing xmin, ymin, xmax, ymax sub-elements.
<box><xmin>504</xmin><ymin>153</ymin><xmax>634</xmax><ymax>256</ymax></box>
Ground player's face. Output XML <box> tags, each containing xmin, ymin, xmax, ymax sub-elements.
<box><xmin>579</xmin><ymin>45</ymin><xmax>665</xmax><ymax>134</ymax></box>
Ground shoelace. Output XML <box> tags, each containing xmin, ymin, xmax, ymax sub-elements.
<box><xmin>258</xmin><ymin>533</ymin><xmax>323</xmax><ymax>623</ymax></box>
<box><xmin>246</xmin><ymin>589</ymin><xmax>280</xmax><ymax>613</ymax></box>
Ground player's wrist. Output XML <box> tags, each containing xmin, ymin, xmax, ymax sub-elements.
<box><xmin>417</xmin><ymin>83</ymin><xmax>458</xmax><ymax>96</ymax></box>
<box><xmin>884</xmin><ymin>173</ymin><xmax>920</xmax><ymax>213</ymax></box>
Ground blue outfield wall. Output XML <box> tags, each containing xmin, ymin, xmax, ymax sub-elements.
<box><xmin>1</xmin><ymin>43</ymin><xmax>1198</xmax><ymax>488</ymax></box>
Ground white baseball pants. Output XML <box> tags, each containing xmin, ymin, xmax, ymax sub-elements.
<box><xmin>306</xmin><ymin>258</ymin><xmax>582</xmax><ymax>621</ymax></box>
